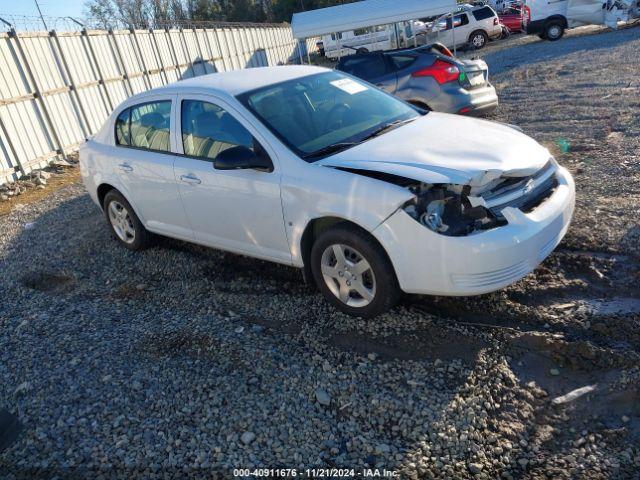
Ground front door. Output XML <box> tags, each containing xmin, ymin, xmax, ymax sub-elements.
<box><xmin>172</xmin><ymin>95</ymin><xmax>291</xmax><ymax>264</ymax></box>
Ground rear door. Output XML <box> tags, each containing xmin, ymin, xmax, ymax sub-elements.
<box><xmin>112</xmin><ymin>95</ymin><xmax>193</xmax><ymax>239</ymax></box>
<box><xmin>437</xmin><ymin>13</ymin><xmax>471</xmax><ymax>47</ymax></box>
<box><xmin>386</xmin><ymin>53</ymin><xmax>419</xmax><ymax>90</ymax></box>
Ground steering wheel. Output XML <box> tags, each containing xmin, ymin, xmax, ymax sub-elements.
<box><xmin>325</xmin><ymin>103</ymin><xmax>352</xmax><ymax>133</ymax></box>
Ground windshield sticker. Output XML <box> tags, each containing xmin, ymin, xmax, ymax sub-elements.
<box><xmin>330</xmin><ymin>78</ymin><xmax>368</xmax><ymax>95</ymax></box>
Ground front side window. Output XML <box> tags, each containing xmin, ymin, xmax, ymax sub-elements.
<box><xmin>181</xmin><ymin>100</ymin><xmax>254</xmax><ymax>160</ymax></box>
<box><xmin>115</xmin><ymin>100</ymin><xmax>171</xmax><ymax>152</ymax></box>
<box><xmin>238</xmin><ymin>71</ymin><xmax>420</xmax><ymax>161</ymax></box>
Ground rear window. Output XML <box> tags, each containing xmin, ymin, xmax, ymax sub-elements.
<box><xmin>472</xmin><ymin>6</ymin><xmax>496</xmax><ymax>20</ymax></box>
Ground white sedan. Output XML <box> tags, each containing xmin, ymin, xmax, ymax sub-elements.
<box><xmin>80</xmin><ymin>66</ymin><xmax>575</xmax><ymax>318</ymax></box>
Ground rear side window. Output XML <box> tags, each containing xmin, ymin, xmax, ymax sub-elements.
<box><xmin>115</xmin><ymin>109</ymin><xmax>130</xmax><ymax>146</ymax></box>
<box><xmin>389</xmin><ymin>55</ymin><xmax>417</xmax><ymax>70</ymax></box>
<box><xmin>472</xmin><ymin>6</ymin><xmax>496</xmax><ymax>20</ymax></box>
<box><xmin>115</xmin><ymin>100</ymin><xmax>171</xmax><ymax>152</ymax></box>
<box><xmin>338</xmin><ymin>55</ymin><xmax>387</xmax><ymax>80</ymax></box>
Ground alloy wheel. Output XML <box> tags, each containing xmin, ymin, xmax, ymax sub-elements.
<box><xmin>472</xmin><ymin>34</ymin><xmax>485</xmax><ymax>48</ymax></box>
<box><xmin>107</xmin><ymin>200</ymin><xmax>136</xmax><ymax>244</ymax></box>
<box><xmin>320</xmin><ymin>244</ymin><xmax>376</xmax><ymax>307</ymax></box>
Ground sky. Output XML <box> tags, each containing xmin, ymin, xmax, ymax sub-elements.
<box><xmin>0</xmin><ymin>0</ymin><xmax>85</xmax><ymax>21</ymax></box>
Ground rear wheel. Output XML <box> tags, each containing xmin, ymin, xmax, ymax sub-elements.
<box><xmin>310</xmin><ymin>225</ymin><xmax>400</xmax><ymax>318</ymax></box>
<box><xmin>469</xmin><ymin>30</ymin><xmax>489</xmax><ymax>49</ymax></box>
<box><xmin>544</xmin><ymin>21</ymin><xmax>565</xmax><ymax>41</ymax></box>
<box><xmin>103</xmin><ymin>190</ymin><xmax>149</xmax><ymax>250</ymax></box>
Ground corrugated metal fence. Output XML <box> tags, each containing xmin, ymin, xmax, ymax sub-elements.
<box><xmin>0</xmin><ymin>25</ymin><xmax>313</xmax><ymax>185</ymax></box>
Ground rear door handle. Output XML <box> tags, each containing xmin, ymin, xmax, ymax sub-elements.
<box><xmin>180</xmin><ymin>174</ymin><xmax>201</xmax><ymax>185</ymax></box>
<box><xmin>118</xmin><ymin>163</ymin><xmax>133</xmax><ymax>172</ymax></box>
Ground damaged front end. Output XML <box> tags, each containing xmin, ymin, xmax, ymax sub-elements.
<box><xmin>403</xmin><ymin>184</ymin><xmax>503</xmax><ymax>236</ymax></box>
<box><xmin>401</xmin><ymin>159</ymin><xmax>559</xmax><ymax>237</ymax></box>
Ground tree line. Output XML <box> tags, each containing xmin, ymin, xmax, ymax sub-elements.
<box><xmin>84</xmin><ymin>0</ymin><xmax>358</xmax><ymax>28</ymax></box>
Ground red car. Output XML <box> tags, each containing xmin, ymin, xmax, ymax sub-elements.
<box><xmin>499</xmin><ymin>7</ymin><xmax>525</xmax><ymax>33</ymax></box>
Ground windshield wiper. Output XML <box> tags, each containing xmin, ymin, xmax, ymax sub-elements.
<box><xmin>359</xmin><ymin>117</ymin><xmax>416</xmax><ymax>142</ymax></box>
<box><xmin>302</xmin><ymin>142</ymin><xmax>358</xmax><ymax>160</ymax></box>
<box><xmin>302</xmin><ymin>118</ymin><xmax>416</xmax><ymax>160</ymax></box>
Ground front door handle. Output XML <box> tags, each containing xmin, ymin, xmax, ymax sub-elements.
<box><xmin>118</xmin><ymin>163</ymin><xmax>133</xmax><ymax>172</ymax></box>
<box><xmin>180</xmin><ymin>174</ymin><xmax>201</xmax><ymax>185</ymax></box>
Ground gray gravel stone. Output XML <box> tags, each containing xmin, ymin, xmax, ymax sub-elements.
<box><xmin>315</xmin><ymin>387</ymin><xmax>331</xmax><ymax>406</ymax></box>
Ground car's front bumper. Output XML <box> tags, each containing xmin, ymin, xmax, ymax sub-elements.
<box><xmin>373</xmin><ymin>166</ymin><xmax>575</xmax><ymax>296</ymax></box>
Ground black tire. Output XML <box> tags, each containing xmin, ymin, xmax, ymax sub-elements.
<box><xmin>544</xmin><ymin>21</ymin><xmax>565</xmax><ymax>41</ymax></box>
<box><xmin>103</xmin><ymin>190</ymin><xmax>149</xmax><ymax>250</ymax></box>
<box><xmin>469</xmin><ymin>30</ymin><xmax>489</xmax><ymax>49</ymax></box>
<box><xmin>310</xmin><ymin>224</ymin><xmax>400</xmax><ymax>318</ymax></box>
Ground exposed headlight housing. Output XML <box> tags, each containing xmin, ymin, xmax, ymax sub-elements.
<box><xmin>403</xmin><ymin>183</ymin><xmax>504</xmax><ymax>236</ymax></box>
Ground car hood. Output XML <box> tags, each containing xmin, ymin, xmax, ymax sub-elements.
<box><xmin>316</xmin><ymin>112</ymin><xmax>551</xmax><ymax>186</ymax></box>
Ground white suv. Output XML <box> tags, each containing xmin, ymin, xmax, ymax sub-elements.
<box><xmin>432</xmin><ymin>5</ymin><xmax>503</xmax><ymax>49</ymax></box>
<box><xmin>80</xmin><ymin>66</ymin><xmax>575</xmax><ymax>318</ymax></box>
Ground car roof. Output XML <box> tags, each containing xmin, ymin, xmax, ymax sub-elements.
<box><xmin>131</xmin><ymin>65</ymin><xmax>329</xmax><ymax>99</ymax></box>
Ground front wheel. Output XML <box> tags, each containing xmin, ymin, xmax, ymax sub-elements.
<box><xmin>544</xmin><ymin>21</ymin><xmax>565</xmax><ymax>41</ymax></box>
<box><xmin>310</xmin><ymin>225</ymin><xmax>400</xmax><ymax>318</ymax></box>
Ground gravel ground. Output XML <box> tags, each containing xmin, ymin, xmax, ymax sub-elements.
<box><xmin>1</xmin><ymin>26</ymin><xmax>639</xmax><ymax>479</ymax></box>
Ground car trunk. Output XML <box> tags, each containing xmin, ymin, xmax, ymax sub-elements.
<box><xmin>456</xmin><ymin>58</ymin><xmax>490</xmax><ymax>90</ymax></box>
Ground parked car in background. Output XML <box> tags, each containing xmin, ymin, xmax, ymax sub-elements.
<box><xmin>431</xmin><ymin>4</ymin><xmax>502</xmax><ymax>49</ymax></box>
<box><xmin>499</xmin><ymin>7</ymin><xmax>525</xmax><ymax>33</ymax></box>
<box><xmin>81</xmin><ymin>66</ymin><xmax>574</xmax><ymax>318</ymax></box>
<box><xmin>524</xmin><ymin>0</ymin><xmax>639</xmax><ymax>40</ymax></box>
<box><xmin>336</xmin><ymin>44</ymin><xmax>498</xmax><ymax>116</ymax></box>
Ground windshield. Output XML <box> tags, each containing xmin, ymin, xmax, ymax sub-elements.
<box><xmin>237</xmin><ymin>71</ymin><xmax>420</xmax><ymax>161</ymax></box>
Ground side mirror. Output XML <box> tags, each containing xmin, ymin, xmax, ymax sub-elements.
<box><xmin>213</xmin><ymin>145</ymin><xmax>273</xmax><ymax>172</ymax></box>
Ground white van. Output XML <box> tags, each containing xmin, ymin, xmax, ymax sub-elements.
<box><xmin>319</xmin><ymin>23</ymin><xmax>419</xmax><ymax>59</ymax></box>
<box><xmin>524</xmin><ymin>0</ymin><xmax>640</xmax><ymax>40</ymax></box>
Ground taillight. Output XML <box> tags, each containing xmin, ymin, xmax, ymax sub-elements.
<box><xmin>524</xmin><ymin>6</ymin><xmax>531</xmax><ymax>22</ymax></box>
<box><xmin>412</xmin><ymin>59</ymin><xmax>460</xmax><ymax>84</ymax></box>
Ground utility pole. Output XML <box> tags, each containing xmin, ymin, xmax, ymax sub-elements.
<box><xmin>34</xmin><ymin>0</ymin><xmax>48</xmax><ymax>30</ymax></box>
